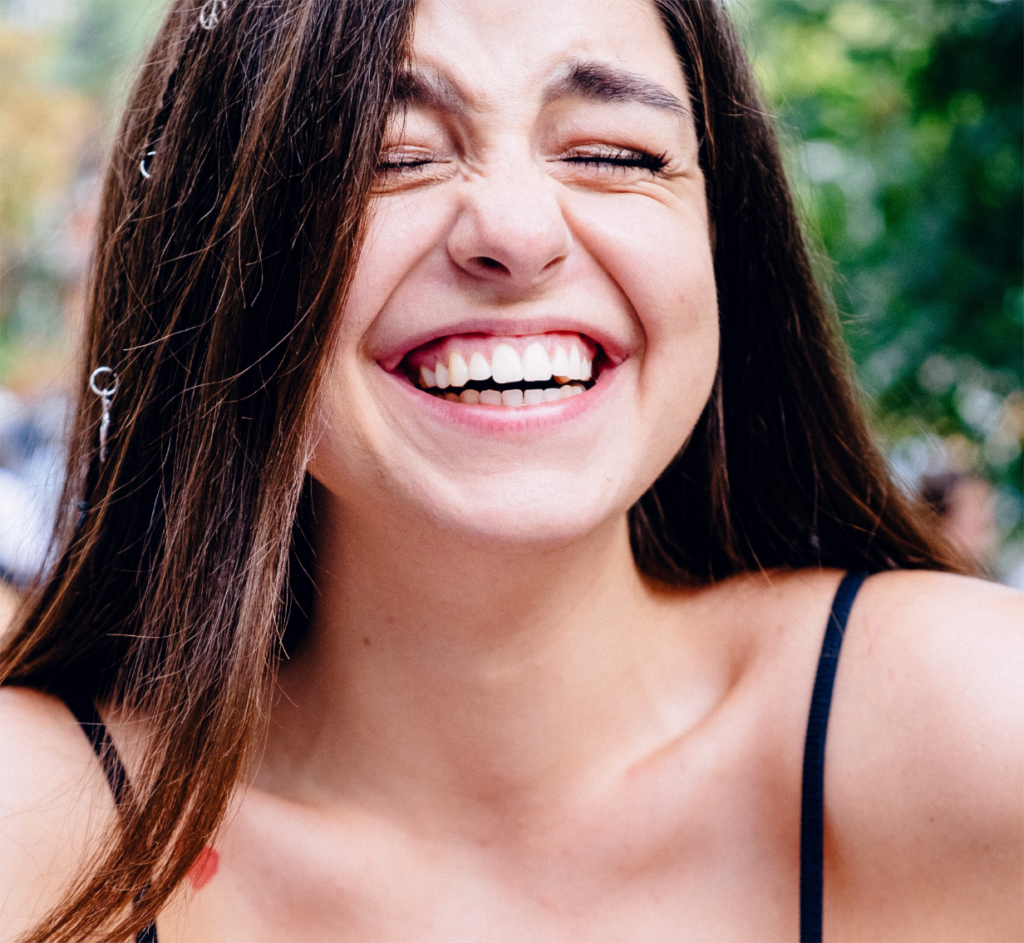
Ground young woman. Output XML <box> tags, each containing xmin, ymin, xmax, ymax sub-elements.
<box><xmin>2</xmin><ymin>0</ymin><xmax>1021</xmax><ymax>940</ymax></box>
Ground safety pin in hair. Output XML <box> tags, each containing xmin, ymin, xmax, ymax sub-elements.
<box><xmin>199</xmin><ymin>0</ymin><xmax>228</xmax><ymax>30</ymax></box>
<box><xmin>140</xmin><ymin>150</ymin><xmax>157</xmax><ymax>179</ymax></box>
<box><xmin>89</xmin><ymin>367</ymin><xmax>119</xmax><ymax>463</ymax></box>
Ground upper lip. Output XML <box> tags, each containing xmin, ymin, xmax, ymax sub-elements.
<box><xmin>374</xmin><ymin>315</ymin><xmax>631</xmax><ymax>374</ymax></box>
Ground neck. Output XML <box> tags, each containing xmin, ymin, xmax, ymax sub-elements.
<box><xmin>264</xmin><ymin>494</ymin><xmax>700</xmax><ymax>832</ymax></box>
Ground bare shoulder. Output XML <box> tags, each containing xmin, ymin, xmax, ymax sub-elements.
<box><xmin>837</xmin><ymin>571</ymin><xmax>1022</xmax><ymax>783</ymax></box>
<box><xmin>0</xmin><ymin>687</ymin><xmax>116</xmax><ymax>939</ymax></box>
<box><xmin>826</xmin><ymin>571</ymin><xmax>1024</xmax><ymax>940</ymax></box>
<box><xmin>854</xmin><ymin>567</ymin><xmax>1022</xmax><ymax>636</ymax></box>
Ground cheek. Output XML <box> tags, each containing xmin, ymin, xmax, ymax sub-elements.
<box><xmin>309</xmin><ymin>190</ymin><xmax>470</xmax><ymax>493</ymax></box>
<box><xmin>308</xmin><ymin>195</ymin><xmax>450</xmax><ymax>470</ymax></box>
<box><xmin>564</xmin><ymin>189</ymin><xmax>720</xmax><ymax>413</ymax></box>
<box><xmin>336</xmin><ymin>192</ymin><xmax>454</xmax><ymax>351</ymax></box>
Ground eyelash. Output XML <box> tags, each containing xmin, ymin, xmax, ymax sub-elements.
<box><xmin>377</xmin><ymin>146</ymin><xmax>669</xmax><ymax>176</ymax></box>
<box><xmin>561</xmin><ymin>146</ymin><xmax>669</xmax><ymax>174</ymax></box>
<box><xmin>377</xmin><ymin>154</ymin><xmax>435</xmax><ymax>175</ymax></box>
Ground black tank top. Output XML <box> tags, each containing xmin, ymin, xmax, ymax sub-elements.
<box><xmin>68</xmin><ymin>570</ymin><xmax>868</xmax><ymax>943</ymax></box>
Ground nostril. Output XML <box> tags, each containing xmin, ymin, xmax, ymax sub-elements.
<box><xmin>473</xmin><ymin>256</ymin><xmax>509</xmax><ymax>274</ymax></box>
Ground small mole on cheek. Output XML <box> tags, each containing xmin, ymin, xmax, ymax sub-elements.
<box><xmin>187</xmin><ymin>847</ymin><xmax>219</xmax><ymax>891</ymax></box>
<box><xmin>363</xmin><ymin>637</ymin><xmax>371</xmax><ymax>647</ymax></box>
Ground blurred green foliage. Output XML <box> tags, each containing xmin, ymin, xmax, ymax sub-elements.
<box><xmin>737</xmin><ymin>0</ymin><xmax>1023</xmax><ymax>552</ymax></box>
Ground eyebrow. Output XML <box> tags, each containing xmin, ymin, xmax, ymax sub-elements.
<box><xmin>394</xmin><ymin>60</ymin><xmax>690</xmax><ymax>121</ymax></box>
<box><xmin>542</xmin><ymin>61</ymin><xmax>690</xmax><ymax>120</ymax></box>
<box><xmin>394</xmin><ymin>69</ymin><xmax>468</xmax><ymax>116</ymax></box>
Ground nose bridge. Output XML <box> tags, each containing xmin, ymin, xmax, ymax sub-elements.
<box><xmin>448</xmin><ymin>148</ymin><xmax>571</xmax><ymax>287</ymax></box>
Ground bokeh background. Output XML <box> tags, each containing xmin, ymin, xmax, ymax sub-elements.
<box><xmin>1</xmin><ymin>0</ymin><xmax>1021</xmax><ymax>604</ymax></box>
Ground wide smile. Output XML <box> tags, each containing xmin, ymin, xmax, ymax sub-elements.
<box><xmin>399</xmin><ymin>331</ymin><xmax>603</xmax><ymax>408</ymax></box>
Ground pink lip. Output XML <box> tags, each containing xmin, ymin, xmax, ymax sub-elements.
<box><xmin>374</xmin><ymin>316</ymin><xmax>629</xmax><ymax>374</ymax></box>
<box><xmin>380</xmin><ymin>358</ymin><xmax>619</xmax><ymax>433</ymax></box>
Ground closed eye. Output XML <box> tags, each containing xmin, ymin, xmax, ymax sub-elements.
<box><xmin>377</xmin><ymin>141</ymin><xmax>457</xmax><ymax>177</ymax></box>
<box><xmin>376</xmin><ymin>145</ymin><xmax>671</xmax><ymax>182</ymax></box>
<box><xmin>378</xmin><ymin>150</ymin><xmax>436</xmax><ymax>173</ymax></box>
<box><xmin>373</xmin><ymin>147</ymin><xmax>457</xmax><ymax>191</ymax></box>
<box><xmin>561</xmin><ymin>146</ymin><xmax>669</xmax><ymax>174</ymax></box>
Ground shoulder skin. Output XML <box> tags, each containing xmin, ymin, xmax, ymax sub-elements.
<box><xmin>0</xmin><ymin>687</ymin><xmax>117</xmax><ymax>941</ymax></box>
<box><xmin>824</xmin><ymin>570</ymin><xmax>1024</xmax><ymax>941</ymax></box>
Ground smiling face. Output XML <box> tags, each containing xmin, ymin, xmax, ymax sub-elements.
<box><xmin>309</xmin><ymin>0</ymin><xmax>719</xmax><ymax>549</ymax></box>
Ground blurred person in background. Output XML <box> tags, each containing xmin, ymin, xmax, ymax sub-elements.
<box><xmin>920</xmin><ymin>471</ymin><xmax>1000</xmax><ymax>577</ymax></box>
<box><xmin>0</xmin><ymin>390</ymin><xmax>69</xmax><ymax>637</ymax></box>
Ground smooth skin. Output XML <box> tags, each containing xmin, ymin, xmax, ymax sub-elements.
<box><xmin>2</xmin><ymin>0</ymin><xmax>1022</xmax><ymax>940</ymax></box>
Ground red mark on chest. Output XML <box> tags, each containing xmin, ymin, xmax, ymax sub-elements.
<box><xmin>187</xmin><ymin>847</ymin><xmax>219</xmax><ymax>891</ymax></box>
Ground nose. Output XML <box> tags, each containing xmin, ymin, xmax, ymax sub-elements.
<box><xmin>447</xmin><ymin>162</ymin><xmax>571</xmax><ymax>291</ymax></box>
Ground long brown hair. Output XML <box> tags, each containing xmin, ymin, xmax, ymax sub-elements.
<box><xmin>1</xmin><ymin>1</ymin><xmax>961</xmax><ymax>939</ymax></box>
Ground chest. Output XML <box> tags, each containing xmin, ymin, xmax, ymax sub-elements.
<box><xmin>161</xmin><ymin>835</ymin><xmax>800</xmax><ymax>940</ymax></box>
<box><xmin>158</xmin><ymin>724</ymin><xmax>806</xmax><ymax>941</ymax></box>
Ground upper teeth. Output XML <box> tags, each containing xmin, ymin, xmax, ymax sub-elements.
<box><xmin>418</xmin><ymin>341</ymin><xmax>593</xmax><ymax>389</ymax></box>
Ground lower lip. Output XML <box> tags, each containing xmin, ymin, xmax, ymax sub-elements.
<box><xmin>380</xmin><ymin>364</ymin><xmax>618</xmax><ymax>434</ymax></box>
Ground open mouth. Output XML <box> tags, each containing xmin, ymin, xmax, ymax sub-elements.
<box><xmin>401</xmin><ymin>332</ymin><xmax>599</xmax><ymax>407</ymax></box>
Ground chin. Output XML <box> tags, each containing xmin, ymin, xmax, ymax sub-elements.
<box><xmin>386</xmin><ymin>466</ymin><xmax>634</xmax><ymax>553</ymax></box>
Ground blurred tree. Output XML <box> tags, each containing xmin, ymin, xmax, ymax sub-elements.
<box><xmin>0</xmin><ymin>0</ymin><xmax>161</xmax><ymax>392</ymax></box>
<box><xmin>738</xmin><ymin>0</ymin><xmax>1023</xmax><ymax>558</ymax></box>
<box><xmin>0</xmin><ymin>26</ymin><xmax>95</xmax><ymax>355</ymax></box>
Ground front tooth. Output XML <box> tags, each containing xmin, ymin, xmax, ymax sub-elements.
<box><xmin>523</xmin><ymin>389</ymin><xmax>545</xmax><ymax>405</ymax></box>
<box><xmin>479</xmin><ymin>389</ymin><xmax>502</xmax><ymax>405</ymax></box>
<box><xmin>460</xmin><ymin>389</ymin><xmax>480</xmax><ymax>404</ymax></box>
<box><xmin>420</xmin><ymin>365</ymin><xmax>436</xmax><ymax>388</ymax></box>
<box><xmin>445</xmin><ymin>392</ymin><xmax>459</xmax><ymax>402</ymax></box>
<box><xmin>522</xmin><ymin>343</ymin><xmax>552</xmax><ymax>382</ymax></box>
<box><xmin>491</xmin><ymin>344</ymin><xmax>524</xmax><ymax>384</ymax></box>
<box><xmin>559</xmin><ymin>385</ymin><xmax>574</xmax><ymax>399</ymax></box>
<box><xmin>550</xmin><ymin>346</ymin><xmax>571</xmax><ymax>378</ymax></box>
<box><xmin>543</xmin><ymin>387</ymin><xmax>562</xmax><ymax>402</ymax></box>
<box><xmin>468</xmin><ymin>352</ymin><xmax>491</xmax><ymax>381</ymax></box>
<box><xmin>581</xmin><ymin>357</ymin><xmax>592</xmax><ymax>381</ymax></box>
<box><xmin>568</xmin><ymin>345</ymin><xmax>582</xmax><ymax>380</ymax></box>
<box><xmin>501</xmin><ymin>388</ymin><xmax>524</xmax><ymax>407</ymax></box>
<box><xmin>435</xmin><ymin>361</ymin><xmax>450</xmax><ymax>389</ymax></box>
<box><xmin>570</xmin><ymin>384</ymin><xmax>585</xmax><ymax>396</ymax></box>
<box><xmin>448</xmin><ymin>352</ymin><xmax>469</xmax><ymax>387</ymax></box>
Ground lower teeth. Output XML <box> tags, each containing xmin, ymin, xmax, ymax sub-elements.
<box><xmin>436</xmin><ymin>384</ymin><xmax>586</xmax><ymax>406</ymax></box>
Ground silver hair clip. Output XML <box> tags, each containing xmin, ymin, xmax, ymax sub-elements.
<box><xmin>89</xmin><ymin>367</ymin><xmax>118</xmax><ymax>463</ymax></box>
<box><xmin>199</xmin><ymin>0</ymin><xmax>227</xmax><ymax>30</ymax></box>
<box><xmin>140</xmin><ymin>150</ymin><xmax>156</xmax><ymax>179</ymax></box>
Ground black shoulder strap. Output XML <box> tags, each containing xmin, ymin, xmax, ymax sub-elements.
<box><xmin>65</xmin><ymin>696</ymin><xmax>129</xmax><ymax>808</ymax></box>
<box><xmin>66</xmin><ymin>697</ymin><xmax>158</xmax><ymax>942</ymax></box>
<box><xmin>799</xmin><ymin>570</ymin><xmax>869</xmax><ymax>943</ymax></box>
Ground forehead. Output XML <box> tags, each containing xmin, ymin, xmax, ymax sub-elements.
<box><xmin>408</xmin><ymin>0</ymin><xmax>688</xmax><ymax>110</ymax></box>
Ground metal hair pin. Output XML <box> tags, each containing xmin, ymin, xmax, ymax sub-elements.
<box><xmin>140</xmin><ymin>150</ymin><xmax>156</xmax><ymax>179</ymax></box>
<box><xmin>199</xmin><ymin>0</ymin><xmax>228</xmax><ymax>30</ymax></box>
<box><xmin>89</xmin><ymin>367</ymin><xmax>118</xmax><ymax>463</ymax></box>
